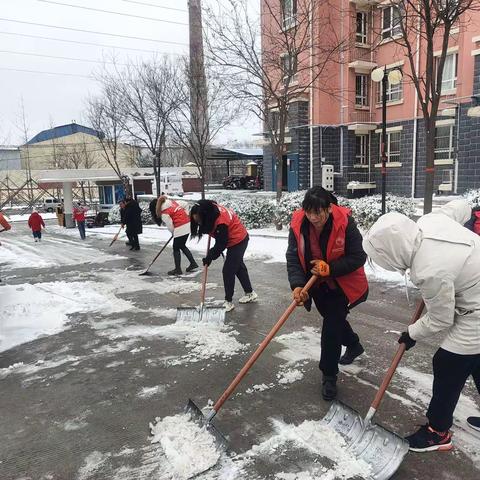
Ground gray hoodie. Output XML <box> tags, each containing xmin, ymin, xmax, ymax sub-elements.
<box><xmin>363</xmin><ymin>202</ymin><xmax>480</xmax><ymax>355</ymax></box>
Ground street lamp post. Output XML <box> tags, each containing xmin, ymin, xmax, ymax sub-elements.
<box><xmin>371</xmin><ymin>67</ymin><xmax>403</xmax><ymax>214</ymax></box>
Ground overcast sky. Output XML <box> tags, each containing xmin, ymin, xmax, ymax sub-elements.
<box><xmin>0</xmin><ymin>0</ymin><xmax>260</xmax><ymax>146</ymax></box>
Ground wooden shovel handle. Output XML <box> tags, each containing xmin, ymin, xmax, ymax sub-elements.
<box><xmin>200</xmin><ymin>236</ymin><xmax>212</xmax><ymax>305</ymax></box>
<box><xmin>213</xmin><ymin>275</ymin><xmax>318</xmax><ymax>414</ymax></box>
<box><xmin>370</xmin><ymin>299</ymin><xmax>425</xmax><ymax>411</ymax></box>
<box><xmin>109</xmin><ymin>225</ymin><xmax>123</xmax><ymax>247</ymax></box>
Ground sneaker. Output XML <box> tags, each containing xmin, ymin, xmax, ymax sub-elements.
<box><xmin>239</xmin><ymin>291</ymin><xmax>258</xmax><ymax>304</ymax></box>
<box><xmin>168</xmin><ymin>268</ymin><xmax>182</xmax><ymax>276</ymax></box>
<box><xmin>186</xmin><ymin>262</ymin><xmax>199</xmax><ymax>272</ymax></box>
<box><xmin>34</xmin><ymin>239</ymin><xmax>38</xmax><ymax>243</ymax></box>
<box><xmin>467</xmin><ymin>417</ymin><xmax>480</xmax><ymax>432</ymax></box>
<box><xmin>406</xmin><ymin>424</ymin><xmax>453</xmax><ymax>452</ymax></box>
<box><xmin>339</xmin><ymin>343</ymin><xmax>365</xmax><ymax>365</ymax></box>
<box><xmin>322</xmin><ymin>375</ymin><xmax>337</xmax><ymax>401</ymax></box>
<box><xmin>224</xmin><ymin>301</ymin><xmax>235</xmax><ymax>312</ymax></box>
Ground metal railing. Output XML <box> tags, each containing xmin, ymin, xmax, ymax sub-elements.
<box><xmin>346</xmin><ymin>172</ymin><xmax>376</xmax><ymax>191</ymax></box>
<box><xmin>348</xmin><ymin>45</ymin><xmax>377</xmax><ymax>64</ymax></box>
<box><xmin>348</xmin><ymin>110</ymin><xmax>377</xmax><ymax>124</ymax></box>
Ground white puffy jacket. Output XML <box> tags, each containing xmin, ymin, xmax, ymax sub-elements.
<box><xmin>363</xmin><ymin>201</ymin><xmax>480</xmax><ymax>355</ymax></box>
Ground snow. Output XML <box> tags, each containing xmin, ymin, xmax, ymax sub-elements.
<box><xmin>138</xmin><ymin>385</ymin><xmax>166</xmax><ymax>398</ymax></box>
<box><xmin>149</xmin><ymin>413</ymin><xmax>221</xmax><ymax>479</ymax></box>
<box><xmin>0</xmin><ymin>281</ymin><xmax>133</xmax><ymax>353</ymax></box>
<box><xmin>7</xmin><ymin>212</ymin><xmax>57</xmax><ymax>222</ymax></box>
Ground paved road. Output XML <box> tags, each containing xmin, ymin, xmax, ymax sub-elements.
<box><xmin>0</xmin><ymin>222</ymin><xmax>479</xmax><ymax>480</ymax></box>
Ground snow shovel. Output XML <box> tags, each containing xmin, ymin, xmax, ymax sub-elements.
<box><xmin>176</xmin><ymin>236</ymin><xmax>225</xmax><ymax>324</ymax></box>
<box><xmin>109</xmin><ymin>226</ymin><xmax>123</xmax><ymax>247</ymax></box>
<box><xmin>322</xmin><ymin>299</ymin><xmax>426</xmax><ymax>480</ymax></box>
<box><xmin>186</xmin><ymin>274</ymin><xmax>319</xmax><ymax>449</ymax></box>
<box><xmin>138</xmin><ymin>235</ymin><xmax>173</xmax><ymax>276</ymax></box>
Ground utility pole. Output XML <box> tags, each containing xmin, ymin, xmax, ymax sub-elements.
<box><xmin>188</xmin><ymin>0</ymin><xmax>209</xmax><ymax>199</ymax></box>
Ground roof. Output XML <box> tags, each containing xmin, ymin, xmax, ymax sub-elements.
<box><xmin>27</xmin><ymin>123</ymin><xmax>103</xmax><ymax>145</ymax></box>
<box><xmin>223</xmin><ymin>147</ymin><xmax>263</xmax><ymax>156</ymax></box>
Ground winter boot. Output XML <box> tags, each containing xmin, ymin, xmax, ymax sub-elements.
<box><xmin>223</xmin><ymin>301</ymin><xmax>235</xmax><ymax>312</ymax></box>
<box><xmin>322</xmin><ymin>375</ymin><xmax>337</xmax><ymax>401</ymax></box>
<box><xmin>339</xmin><ymin>342</ymin><xmax>365</xmax><ymax>365</ymax></box>
<box><xmin>169</xmin><ymin>251</ymin><xmax>182</xmax><ymax>275</ymax></box>
<box><xmin>186</xmin><ymin>262</ymin><xmax>199</xmax><ymax>272</ymax></box>
<box><xmin>239</xmin><ymin>291</ymin><xmax>258</xmax><ymax>304</ymax></box>
<box><xmin>406</xmin><ymin>424</ymin><xmax>453</xmax><ymax>452</ymax></box>
<box><xmin>467</xmin><ymin>417</ymin><xmax>480</xmax><ymax>432</ymax></box>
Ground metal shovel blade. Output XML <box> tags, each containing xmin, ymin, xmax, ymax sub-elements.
<box><xmin>185</xmin><ymin>399</ymin><xmax>228</xmax><ymax>451</ymax></box>
<box><xmin>322</xmin><ymin>401</ymin><xmax>409</xmax><ymax>480</ymax></box>
<box><xmin>176</xmin><ymin>306</ymin><xmax>225</xmax><ymax>324</ymax></box>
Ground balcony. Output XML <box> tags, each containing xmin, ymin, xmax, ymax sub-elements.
<box><xmin>350</xmin><ymin>0</ymin><xmax>380</xmax><ymax>7</ymax></box>
<box><xmin>348</xmin><ymin>46</ymin><xmax>377</xmax><ymax>73</ymax></box>
<box><xmin>347</xmin><ymin>111</ymin><xmax>377</xmax><ymax>133</ymax></box>
<box><xmin>347</xmin><ymin>172</ymin><xmax>376</xmax><ymax>193</ymax></box>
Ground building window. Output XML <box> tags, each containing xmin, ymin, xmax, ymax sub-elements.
<box><xmin>355</xmin><ymin>135</ymin><xmax>369</xmax><ymax>165</ymax></box>
<box><xmin>439</xmin><ymin>53</ymin><xmax>458</xmax><ymax>93</ymax></box>
<box><xmin>435</xmin><ymin>125</ymin><xmax>455</xmax><ymax>161</ymax></box>
<box><xmin>355</xmin><ymin>74</ymin><xmax>369</xmax><ymax>107</ymax></box>
<box><xmin>382</xmin><ymin>6</ymin><xmax>402</xmax><ymax>40</ymax></box>
<box><xmin>377</xmin><ymin>68</ymin><xmax>403</xmax><ymax>103</ymax></box>
<box><xmin>281</xmin><ymin>53</ymin><xmax>298</xmax><ymax>84</ymax></box>
<box><xmin>269</xmin><ymin>110</ymin><xmax>281</xmax><ymax>133</ymax></box>
<box><xmin>281</xmin><ymin>0</ymin><xmax>297</xmax><ymax>29</ymax></box>
<box><xmin>379</xmin><ymin>131</ymin><xmax>401</xmax><ymax>163</ymax></box>
<box><xmin>356</xmin><ymin>12</ymin><xmax>368</xmax><ymax>44</ymax></box>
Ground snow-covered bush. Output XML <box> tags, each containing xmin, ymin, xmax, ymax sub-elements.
<box><xmin>209</xmin><ymin>193</ymin><xmax>275</xmax><ymax>229</ymax></box>
<box><xmin>108</xmin><ymin>202</ymin><xmax>153</xmax><ymax>225</ymax></box>
<box><xmin>346</xmin><ymin>194</ymin><xmax>416</xmax><ymax>229</ymax></box>
<box><xmin>274</xmin><ymin>190</ymin><xmax>307</xmax><ymax>226</ymax></box>
<box><xmin>463</xmin><ymin>188</ymin><xmax>480</xmax><ymax>206</ymax></box>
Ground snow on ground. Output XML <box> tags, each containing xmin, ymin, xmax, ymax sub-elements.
<box><xmin>396</xmin><ymin>366</ymin><xmax>480</xmax><ymax>468</ymax></box>
<box><xmin>7</xmin><ymin>212</ymin><xmax>57</xmax><ymax>222</ymax></box>
<box><xmin>150</xmin><ymin>413</ymin><xmax>222</xmax><ymax>480</ymax></box>
<box><xmin>0</xmin><ymin>281</ymin><xmax>133</xmax><ymax>353</ymax></box>
<box><xmin>0</xmin><ymin>233</ymin><xmax>124</xmax><ymax>270</ymax></box>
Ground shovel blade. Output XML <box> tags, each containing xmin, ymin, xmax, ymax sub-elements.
<box><xmin>138</xmin><ymin>270</ymin><xmax>152</xmax><ymax>276</ymax></box>
<box><xmin>176</xmin><ymin>306</ymin><xmax>225</xmax><ymax>324</ymax></box>
<box><xmin>323</xmin><ymin>401</ymin><xmax>409</xmax><ymax>480</ymax></box>
<box><xmin>186</xmin><ymin>399</ymin><xmax>228</xmax><ymax>451</ymax></box>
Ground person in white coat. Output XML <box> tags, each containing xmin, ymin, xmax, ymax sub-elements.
<box><xmin>363</xmin><ymin>200</ymin><xmax>480</xmax><ymax>452</ymax></box>
<box><xmin>150</xmin><ymin>196</ymin><xmax>198</xmax><ymax>275</ymax></box>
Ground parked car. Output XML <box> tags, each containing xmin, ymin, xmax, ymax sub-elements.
<box><xmin>222</xmin><ymin>175</ymin><xmax>263</xmax><ymax>190</ymax></box>
<box><xmin>86</xmin><ymin>212</ymin><xmax>110</xmax><ymax>228</ymax></box>
<box><xmin>41</xmin><ymin>198</ymin><xmax>62</xmax><ymax>212</ymax></box>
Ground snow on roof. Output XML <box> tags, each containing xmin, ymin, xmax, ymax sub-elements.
<box><xmin>223</xmin><ymin>147</ymin><xmax>263</xmax><ymax>156</ymax></box>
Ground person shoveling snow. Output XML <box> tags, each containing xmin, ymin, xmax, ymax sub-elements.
<box><xmin>150</xmin><ymin>412</ymin><xmax>221</xmax><ymax>479</ymax></box>
<box><xmin>363</xmin><ymin>200</ymin><xmax>480</xmax><ymax>452</ymax></box>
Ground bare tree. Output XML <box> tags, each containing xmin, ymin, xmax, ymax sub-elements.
<box><xmin>112</xmin><ymin>57</ymin><xmax>180</xmax><ymax>195</ymax></box>
<box><xmin>205</xmin><ymin>0</ymin><xmax>344</xmax><ymax>207</ymax></box>
<box><xmin>87</xmin><ymin>83</ymin><xmax>132</xmax><ymax>197</ymax></box>
<box><xmin>168</xmin><ymin>58</ymin><xmax>241</xmax><ymax>198</ymax></box>
<box><xmin>379</xmin><ymin>0</ymin><xmax>479</xmax><ymax>213</ymax></box>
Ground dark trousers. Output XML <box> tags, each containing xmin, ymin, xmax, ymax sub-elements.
<box><xmin>126</xmin><ymin>230</ymin><xmax>139</xmax><ymax>249</ymax></box>
<box><xmin>223</xmin><ymin>236</ymin><xmax>253</xmax><ymax>302</ymax></box>
<box><xmin>312</xmin><ymin>289</ymin><xmax>360</xmax><ymax>377</ymax></box>
<box><xmin>427</xmin><ymin>348</ymin><xmax>480</xmax><ymax>432</ymax></box>
<box><xmin>77</xmin><ymin>220</ymin><xmax>86</xmax><ymax>240</ymax></box>
<box><xmin>32</xmin><ymin>230</ymin><xmax>42</xmax><ymax>240</ymax></box>
<box><xmin>172</xmin><ymin>234</ymin><xmax>195</xmax><ymax>269</ymax></box>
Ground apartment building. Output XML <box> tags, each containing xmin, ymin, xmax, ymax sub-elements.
<box><xmin>261</xmin><ymin>0</ymin><xmax>480</xmax><ymax>197</ymax></box>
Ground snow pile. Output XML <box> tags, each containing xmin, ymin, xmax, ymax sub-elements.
<box><xmin>149</xmin><ymin>413</ymin><xmax>221</xmax><ymax>479</ymax></box>
<box><xmin>463</xmin><ymin>188</ymin><xmax>480</xmax><ymax>206</ymax></box>
<box><xmin>138</xmin><ymin>385</ymin><xmax>166</xmax><ymax>398</ymax></box>
<box><xmin>246</xmin><ymin>418</ymin><xmax>372</xmax><ymax>480</ymax></box>
<box><xmin>0</xmin><ymin>281</ymin><xmax>133</xmax><ymax>353</ymax></box>
<box><xmin>274</xmin><ymin>327</ymin><xmax>320</xmax><ymax>364</ymax></box>
<box><xmin>277</xmin><ymin>367</ymin><xmax>304</xmax><ymax>385</ymax></box>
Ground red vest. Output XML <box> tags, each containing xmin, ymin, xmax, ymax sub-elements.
<box><xmin>290</xmin><ymin>204</ymin><xmax>368</xmax><ymax>306</ymax></box>
<box><xmin>211</xmin><ymin>204</ymin><xmax>248</xmax><ymax>247</ymax></box>
<box><xmin>73</xmin><ymin>207</ymin><xmax>87</xmax><ymax>222</ymax></box>
<box><xmin>474</xmin><ymin>211</ymin><xmax>480</xmax><ymax>235</ymax></box>
<box><xmin>0</xmin><ymin>212</ymin><xmax>11</xmax><ymax>231</ymax></box>
<box><xmin>161</xmin><ymin>200</ymin><xmax>189</xmax><ymax>228</ymax></box>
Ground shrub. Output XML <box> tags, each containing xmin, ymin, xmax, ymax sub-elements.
<box><xmin>108</xmin><ymin>201</ymin><xmax>153</xmax><ymax>225</ymax></box>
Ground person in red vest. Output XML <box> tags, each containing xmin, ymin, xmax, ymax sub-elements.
<box><xmin>73</xmin><ymin>203</ymin><xmax>88</xmax><ymax>240</ymax></box>
<box><xmin>27</xmin><ymin>209</ymin><xmax>45</xmax><ymax>242</ymax></box>
<box><xmin>190</xmin><ymin>200</ymin><xmax>257</xmax><ymax>312</ymax></box>
<box><xmin>286</xmin><ymin>186</ymin><xmax>368</xmax><ymax>401</ymax></box>
<box><xmin>152</xmin><ymin>196</ymin><xmax>198</xmax><ymax>275</ymax></box>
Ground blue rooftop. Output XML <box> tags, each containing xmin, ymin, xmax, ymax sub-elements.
<box><xmin>27</xmin><ymin>123</ymin><xmax>103</xmax><ymax>145</ymax></box>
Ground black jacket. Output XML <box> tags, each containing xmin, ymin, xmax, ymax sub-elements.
<box><xmin>286</xmin><ymin>215</ymin><xmax>367</xmax><ymax>308</ymax></box>
<box><xmin>124</xmin><ymin>200</ymin><xmax>143</xmax><ymax>234</ymax></box>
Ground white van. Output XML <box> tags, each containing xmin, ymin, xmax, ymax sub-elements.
<box><xmin>42</xmin><ymin>198</ymin><xmax>62</xmax><ymax>212</ymax></box>
<box><xmin>152</xmin><ymin>173</ymin><xmax>184</xmax><ymax>197</ymax></box>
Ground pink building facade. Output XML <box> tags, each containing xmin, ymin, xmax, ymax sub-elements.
<box><xmin>261</xmin><ymin>0</ymin><xmax>480</xmax><ymax>197</ymax></box>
